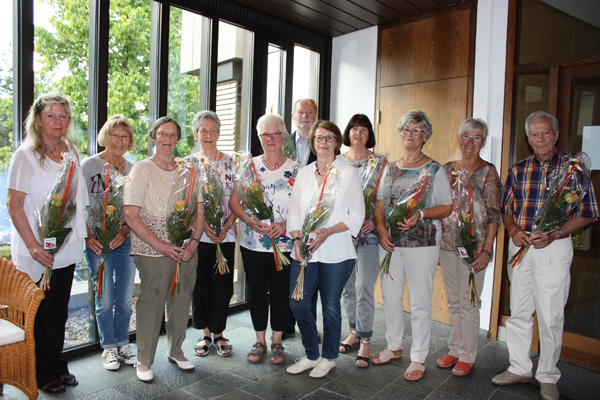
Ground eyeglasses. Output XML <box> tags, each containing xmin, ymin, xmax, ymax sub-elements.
<box><xmin>109</xmin><ymin>133</ymin><xmax>131</xmax><ymax>142</ymax></box>
<box><xmin>314</xmin><ymin>135</ymin><xmax>337</xmax><ymax>143</ymax></box>
<box><xmin>259</xmin><ymin>132</ymin><xmax>283</xmax><ymax>140</ymax></box>
<box><xmin>402</xmin><ymin>127</ymin><xmax>424</xmax><ymax>136</ymax></box>
<box><xmin>157</xmin><ymin>131</ymin><xmax>178</xmax><ymax>138</ymax></box>
<box><xmin>459</xmin><ymin>133</ymin><xmax>485</xmax><ymax>143</ymax></box>
<box><xmin>199</xmin><ymin>128</ymin><xmax>218</xmax><ymax>136</ymax></box>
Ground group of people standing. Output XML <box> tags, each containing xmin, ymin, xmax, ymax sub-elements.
<box><xmin>6</xmin><ymin>92</ymin><xmax>598</xmax><ymax>400</ymax></box>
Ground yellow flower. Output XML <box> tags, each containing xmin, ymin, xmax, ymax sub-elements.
<box><xmin>461</xmin><ymin>212</ymin><xmax>470</xmax><ymax>223</ymax></box>
<box><xmin>565</xmin><ymin>190</ymin><xmax>579</xmax><ymax>204</ymax></box>
<box><xmin>364</xmin><ymin>189</ymin><xmax>373</xmax><ymax>198</ymax></box>
<box><xmin>105</xmin><ymin>205</ymin><xmax>116</xmax><ymax>215</ymax></box>
<box><xmin>311</xmin><ymin>209</ymin><xmax>323</xmax><ymax>219</ymax></box>
<box><xmin>407</xmin><ymin>198</ymin><xmax>418</xmax><ymax>210</ymax></box>
<box><xmin>52</xmin><ymin>193</ymin><xmax>63</xmax><ymax>207</ymax></box>
<box><xmin>175</xmin><ymin>200</ymin><xmax>186</xmax><ymax>212</ymax></box>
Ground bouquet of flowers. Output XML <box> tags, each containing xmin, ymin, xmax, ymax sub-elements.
<box><xmin>453</xmin><ymin>168</ymin><xmax>479</xmax><ymax>306</ymax></box>
<box><xmin>355</xmin><ymin>155</ymin><xmax>387</xmax><ymax>252</ymax></box>
<box><xmin>233</xmin><ymin>151</ymin><xmax>290</xmax><ymax>272</ymax></box>
<box><xmin>291</xmin><ymin>163</ymin><xmax>340</xmax><ymax>301</ymax></box>
<box><xmin>167</xmin><ymin>158</ymin><xmax>199</xmax><ymax>294</ymax></box>
<box><xmin>35</xmin><ymin>152</ymin><xmax>79</xmax><ymax>291</ymax></box>
<box><xmin>88</xmin><ymin>164</ymin><xmax>128</xmax><ymax>298</ymax></box>
<box><xmin>379</xmin><ymin>167</ymin><xmax>433</xmax><ymax>279</ymax></box>
<box><xmin>281</xmin><ymin>131</ymin><xmax>298</xmax><ymax>162</ymax></box>
<box><xmin>198</xmin><ymin>156</ymin><xmax>229</xmax><ymax>275</ymax></box>
<box><xmin>508</xmin><ymin>152</ymin><xmax>592</xmax><ymax>269</ymax></box>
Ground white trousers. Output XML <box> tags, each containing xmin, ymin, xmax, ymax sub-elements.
<box><xmin>439</xmin><ymin>249</ymin><xmax>486</xmax><ymax>363</ymax></box>
<box><xmin>506</xmin><ymin>237</ymin><xmax>572</xmax><ymax>384</ymax></box>
<box><xmin>380</xmin><ymin>246</ymin><xmax>439</xmax><ymax>363</ymax></box>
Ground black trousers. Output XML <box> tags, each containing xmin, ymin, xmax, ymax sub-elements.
<box><xmin>192</xmin><ymin>242</ymin><xmax>235</xmax><ymax>333</ymax></box>
<box><xmin>241</xmin><ymin>247</ymin><xmax>290</xmax><ymax>332</ymax></box>
<box><xmin>34</xmin><ymin>264</ymin><xmax>75</xmax><ymax>387</ymax></box>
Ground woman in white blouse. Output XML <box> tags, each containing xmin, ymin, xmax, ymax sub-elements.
<box><xmin>286</xmin><ymin>120</ymin><xmax>365</xmax><ymax>379</ymax></box>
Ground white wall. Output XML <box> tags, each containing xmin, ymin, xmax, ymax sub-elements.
<box><xmin>329</xmin><ymin>0</ymin><xmax>509</xmax><ymax>332</ymax></box>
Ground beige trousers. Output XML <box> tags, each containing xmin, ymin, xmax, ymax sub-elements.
<box><xmin>439</xmin><ymin>249</ymin><xmax>486</xmax><ymax>364</ymax></box>
<box><xmin>134</xmin><ymin>254</ymin><xmax>197</xmax><ymax>366</ymax></box>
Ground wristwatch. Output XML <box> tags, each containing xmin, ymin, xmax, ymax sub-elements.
<box><xmin>481</xmin><ymin>249</ymin><xmax>492</xmax><ymax>257</ymax></box>
<box><xmin>292</xmin><ymin>237</ymin><xmax>301</xmax><ymax>242</ymax></box>
<box><xmin>191</xmin><ymin>238</ymin><xmax>200</xmax><ymax>245</ymax></box>
<box><xmin>558</xmin><ymin>228</ymin><xmax>566</xmax><ymax>237</ymax></box>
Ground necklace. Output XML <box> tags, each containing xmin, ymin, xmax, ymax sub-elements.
<box><xmin>262</xmin><ymin>154</ymin><xmax>284</xmax><ymax>169</ymax></box>
<box><xmin>400</xmin><ymin>152</ymin><xmax>424</xmax><ymax>165</ymax></box>
<box><xmin>315</xmin><ymin>157</ymin><xmax>336</xmax><ymax>176</ymax></box>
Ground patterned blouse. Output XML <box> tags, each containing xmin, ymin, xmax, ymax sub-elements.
<box><xmin>441</xmin><ymin>160</ymin><xmax>503</xmax><ymax>255</ymax></box>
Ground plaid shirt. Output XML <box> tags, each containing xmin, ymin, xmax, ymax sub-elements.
<box><xmin>501</xmin><ymin>150</ymin><xmax>599</xmax><ymax>232</ymax></box>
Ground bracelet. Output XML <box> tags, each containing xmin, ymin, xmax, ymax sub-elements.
<box><xmin>192</xmin><ymin>238</ymin><xmax>200</xmax><ymax>245</ymax></box>
<box><xmin>481</xmin><ymin>249</ymin><xmax>492</xmax><ymax>257</ymax></box>
<box><xmin>292</xmin><ymin>237</ymin><xmax>301</xmax><ymax>242</ymax></box>
<box><xmin>419</xmin><ymin>210</ymin><xmax>424</xmax><ymax>221</ymax></box>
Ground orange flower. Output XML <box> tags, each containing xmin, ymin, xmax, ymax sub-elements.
<box><xmin>175</xmin><ymin>200</ymin><xmax>186</xmax><ymax>212</ymax></box>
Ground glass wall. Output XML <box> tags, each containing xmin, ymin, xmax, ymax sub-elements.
<box><xmin>266</xmin><ymin>44</ymin><xmax>285</xmax><ymax>116</ymax></box>
<box><xmin>292</xmin><ymin>45</ymin><xmax>320</xmax><ymax>131</ymax></box>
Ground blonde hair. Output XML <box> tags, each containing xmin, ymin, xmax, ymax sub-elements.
<box><xmin>23</xmin><ymin>92</ymin><xmax>75</xmax><ymax>166</ymax></box>
<box><xmin>97</xmin><ymin>114</ymin><xmax>136</xmax><ymax>151</ymax></box>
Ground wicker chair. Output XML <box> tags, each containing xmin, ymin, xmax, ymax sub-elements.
<box><xmin>0</xmin><ymin>256</ymin><xmax>45</xmax><ymax>400</ymax></box>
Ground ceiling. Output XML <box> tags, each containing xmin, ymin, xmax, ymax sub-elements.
<box><xmin>233</xmin><ymin>0</ymin><xmax>467</xmax><ymax>37</ymax></box>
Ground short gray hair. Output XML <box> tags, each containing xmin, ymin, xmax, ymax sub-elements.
<box><xmin>148</xmin><ymin>117</ymin><xmax>181</xmax><ymax>140</ymax></box>
<box><xmin>458</xmin><ymin>118</ymin><xmax>488</xmax><ymax>139</ymax></box>
<box><xmin>256</xmin><ymin>113</ymin><xmax>287</xmax><ymax>135</ymax></box>
<box><xmin>396</xmin><ymin>110</ymin><xmax>433</xmax><ymax>140</ymax></box>
<box><xmin>292</xmin><ymin>98</ymin><xmax>318</xmax><ymax>115</ymax></box>
<box><xmin>192</xmin><ymin>110</ymin><xmax>221</xmax><ymax>134</ymax></box>
<box><xmin>525</xmin><ymin>111</ymin><xmax>558</xmax><ymax>137</ymax></box>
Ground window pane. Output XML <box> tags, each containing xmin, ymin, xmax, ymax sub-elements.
<box><xmin>266</xmin><ymin>44</ymin><xmax>285</xmax><ymax>115</ymax></box>
<box><xmin>34</xmin><ymin>0</ymin><xmax>92</xmax><ymax>349</ymax></box>
<box><xmin>108</xmin><ymin>0</ymin><xmax>152</xmax><ymax>163</ymax></box>
<box><xmin>0</xmin><ymin>0</ymin><xmax>13</xmax><ymax>258</ymax></box>
<box><xmin>292</xmin><ymin>45</ymin><xmax>320</xmax><ymax>131</ymax></box>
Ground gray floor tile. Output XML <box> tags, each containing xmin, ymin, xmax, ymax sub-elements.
<box><xmin>242</xmin><ymin>368</ymin><xmax>333</xmax><ymax>400</ymax></box>
<box><xmin>322</xmin><ymin>360</ymin><xmax>406</xmax><ymax>399</ymax></box>
<box><xmin>181</xmin><ymin>371</ymin><xmax>253</xmax><ymax>399</ymax></box>
<box><xmin>216</xmin><ymin>389</ymin><xmax>263</xmax><ymax>400</ymax></box>
<box><xmin>301</xmin><ymin>388</ymin><xmax>359</xmax><ymax>400</ymax></box>
<box><xmin>373</xmin><ymin>385</ymin><xmax>430</xmax><ymax>400</ymax></box>
<box><xmin>434</xmin><ymin>365</ymin><xmax>498</xmax><ymax>400</ymax></box>
<box><xmin>424</xmin><ymin>391</ymin><xmax>471</xmax><ymax>400</ymax></box>
<box><xmin>77</xmin><ymin>387</ymin><xmax>135</xmax><ymax>400</ymax></box>
<box><xmin>492</xmin><ymin>382</ymin><xmax>541</xmax><ymax>400</ymax></box>
<box><xmin>152</xmin><ymin>387</ymin><xmax>203</xmax><ymax>400</ymax></box>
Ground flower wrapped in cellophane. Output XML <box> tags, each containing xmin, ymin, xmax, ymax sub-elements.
<box><xmin>291</xmin><ymin>163</ymin><xmax>340</xmax><ymax>301</ymax></box>
<box><xmin>198</xmin><ymin>155</ymin><xmax>229</xmax><ymax>275</ymax></box>
<box><xmin>167</xmin><ymin>158</ymin><xmax>199</xmax><ymax>294</ymax></box>
<box><xmin>281</xmin><ymin>131</ymin><xmax>298</xmax><ymax>162</ymax></box>
<box><xmin>379</xmin><ymin>167</ymin><xmax>433</xmax><ymax>279</ymax></box>
<box><xmin>508</xmin><ymin>152</ymin><xmax>592</xmax><ymax>269</ymax></box>
<box><xmin>35</xmin><ymin>151</ymin><xmax>79</xmax><ymax>291</ymax></box>
<box><xmin>453</xmin><ymin>168</ymin><xmax>479</xmax><ymax>306</ymax></box>
<box><xmin>355</xmin><ymin>154</ymin><xmax>387</xmax><ymax>253</ymax></box>
<box><xmin>233</xmin><ymin>151</ymin><xmax>290</xmax><ymax>272</ymax></box>
<box><xmin>88</xmin><ymin>163</ymin><xmax>129</xmax><ymax>298</ymax></box>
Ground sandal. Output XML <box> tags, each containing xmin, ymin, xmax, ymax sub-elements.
<box><xmin>194</xmin><ymin>336</ymin><xmax>212</xmax><ymax>357</ymax></box>
<box><xmin>356</xmin><ymin>338</ymin><xmax>371</xmax><ymax>368</ymax></box>
<box><xmin>339</xmin><ymin>329</ymin><xmax>359</xmax><ymax>353</ymax></box>
<box><xmin>213</xmin><ymin>336</ymin><xmax>233</xmax><ymax>357</ymax></box>
<box><xmin>247</xmin><ymin>342</ymin><xmax>267</xmax><ymax>363</ymax></box>
<box><xmin>41</xmin><ymin>381</ymin><xmax>65</xmax><ymax>394</ymax></box>
<box><xmin>404</xmin><ymin>361</ymin><xmax>426</xmax><ymax>381</ymax></box>
<box><xmin>436</xmin><ymin>354</ymin><xmax>458</xmax><ymax>368</ymax></box>
<box><xmin>270</xmin><ymin>343</ymin><xmax>285</xmax><ymax>364</ymax></box>
<box><xmin>61</xmin><ymin>373</ymin><xmax>78</xmax><ymax>386</ymax></box>
<box><xmin>372</xmin><ymin>348</ymin><xmax>402</xmax><ymax>365</ymax></box>
<box><xmin>452</xmin><ymin>361</ymin><xmax>474</xmax><ymax>376</ymax></box>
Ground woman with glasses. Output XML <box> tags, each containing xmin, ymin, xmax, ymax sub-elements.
<box><xmin>338</xmin><ymin>114</ymin><xmax>387</xmax><ymax>368</ymax></box>
<box><xmin>437</xmin><ymin>118</ymin><xmax>502</xmax><ymax>376</ymax></box>
<box><xmin>82</xmin><ymin>115</ymin><xmax>137</xmax><ymax>371</ymax></box>
<box><xmin>230</xmin><ymin>114</ymin><xmax>300</xmax><ymax>364</ymax></box>
<box><xmin>286</xmin><ymin>120</ymin><xmax>364</xmax><ymax>379</ymax></box>
<box><xmin>185</xmin><ymin>110</ymin><xmax>238</xmax><ymax>358</ymax></box>
<box><xmin>123</xmin><ymin>117</ymin><xmax>203</xmax><ymax>382</ymax></box>
<box><xmin>373</xmin><ymin>110</ymin><xmax>452</xmax><ymax>382</ymax></box>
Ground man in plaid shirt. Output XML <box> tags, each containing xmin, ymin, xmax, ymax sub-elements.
<box><xmin>493</xmin><ymin>111</ymin><xmax>599</xmax><ymax>400</ymax></box>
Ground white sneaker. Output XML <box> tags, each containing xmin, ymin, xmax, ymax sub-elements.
<box><xmin>309</xmin><ymin>358</ymin><xmax>336</xmax><ymax>378</ymax></box>
<box><xmin>286</xmin><ymin>356</ymin><xmax>322</xmax><ymax>374</ymax></box>
<box><xmin>118</xmin><ymin>344</ymin><xmax>138</xmax><ymax>365</ymax></box>
<box><xmin>102</xmin><ymin>348</ymin><xmax>120</xmax><ymax>370</ymax></box>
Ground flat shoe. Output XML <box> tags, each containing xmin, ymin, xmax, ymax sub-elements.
<box><xmin>213</xmin><ymin>337</ymin><xmax>233</xmax><ymax>357</ymax></box>
<box><xmin>168</xmin><ymin>355</ymin><xmax>195</xmax><ymax>370</ymax></box>
<box><xmin>452</xmin><ymin>361</ymin><xmax>474</xmax><ymax>376</ymax></box>
<box><xmin>61</xmin><ymin>373</ymin><xmax>78</xmax><ymax>386</ymax></box>
<box><xmin>437</xmin><ymin>354</ymin><xmax>458</xmax><ymax>368</ymax></box>
<box><xmin>41</xmin><ymin>381</ymin><xmax>65</xmax><ymax>394</ymax></box>
<box><xmin>194</xmin><ymin>335</ymin><xmax>212</xmax><ymax>357</ymax></box>
<box><xmin>247</xmin><ymin>342</ymin><xmax>267</xmax><ymax>363</ymax></box>
<box><xmin>136</xmin><ymin>363</ymin><xmax>153</xmax><ymax>382</ymax></box>
<box><xmin>492</xmin><ymin>369</ymin><xmax>533</xmax><ymax>386</ymax></box>
<box><xmin>404</xmin><ymin>361</ymin><xmax>426</xmax><ymax>381</ymax></box>
<box><xmin>372</xmin><ymin>348</ymin><xmax>402</xmax><ymax>365</ymax></box>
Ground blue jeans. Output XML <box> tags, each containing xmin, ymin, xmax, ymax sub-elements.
<box><xmin>85</xmin><ymin>236</ymin><xmax>136</xmax><ymax>349</ymax></box>
<box><xmin>289</xmin><ymin>258</ymin><xmax>354</xmax><ymax>360</ymax></box>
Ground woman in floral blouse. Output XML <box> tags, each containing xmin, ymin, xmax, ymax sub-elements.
<box><xmin>437</xmin><ymin>118</ymin><xmax>502</xmax><ymax>377</ymax></box>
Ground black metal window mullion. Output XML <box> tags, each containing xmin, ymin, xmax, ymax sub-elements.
<box><xmin>12</xmin><ymin>0</ymin><xmax>34</xmax><ymax>147</ymax></box>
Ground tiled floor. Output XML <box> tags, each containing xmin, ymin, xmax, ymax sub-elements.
<box><xmin>3</xmin><ymin>303</ymin><xmax>599</xmax><ymax>399</ymax></box>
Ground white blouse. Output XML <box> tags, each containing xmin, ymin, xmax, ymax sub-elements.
<box><xmin>287</xmin><ymin>158</ymin><xmax>364</xmax><ymax>263</ymax></box>
<box><xmin>7</xmin><ymin>144</ymin><xmax>88</xmax><ymax>281</ymax></box>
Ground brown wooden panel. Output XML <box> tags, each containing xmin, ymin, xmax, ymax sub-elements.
<box><xmin>561</xmin><ymin>332</ymin><xmax>600</xmax><ymax>373</ymax></box>
<box><xmin>380</xmin><ymin>8</ymin><xmax>471</xmax><ymax>87</ymax></box>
